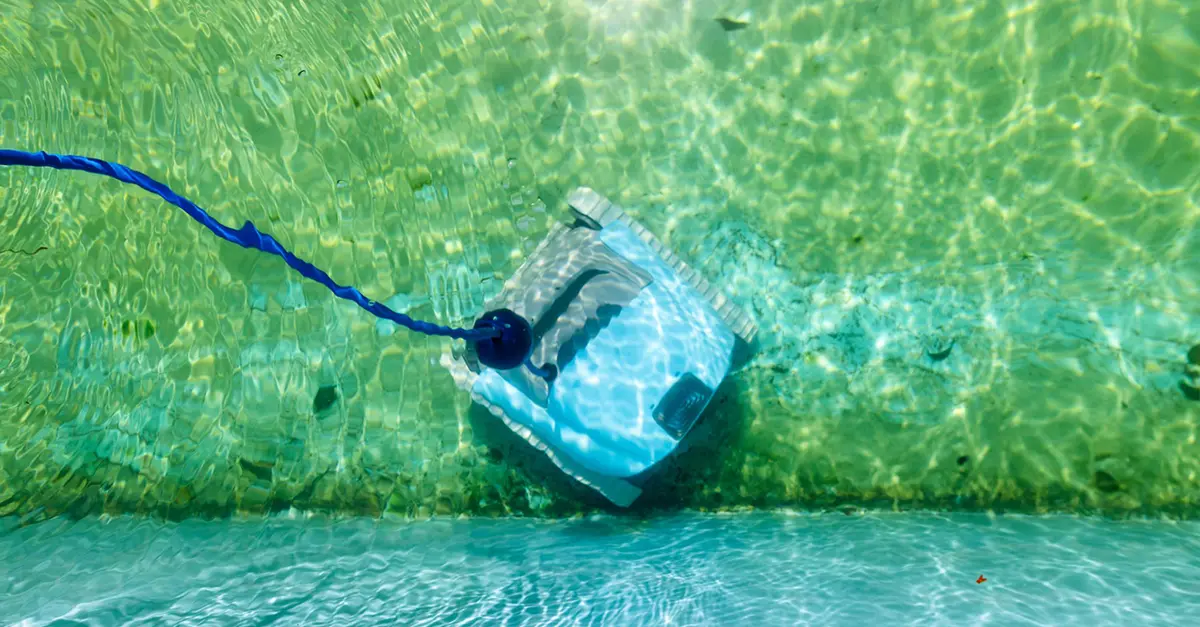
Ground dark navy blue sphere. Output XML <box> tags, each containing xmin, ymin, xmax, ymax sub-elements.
<box><xmin>473</xmin><ymin>308</ymin><xmax>533</xmax><ymax>370</ymax></box>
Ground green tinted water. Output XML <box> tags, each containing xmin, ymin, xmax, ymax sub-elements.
<box><xmin>2</xmin><ymin>0</ymin><xmax>1200</xmax><ymax>521</ymax></box>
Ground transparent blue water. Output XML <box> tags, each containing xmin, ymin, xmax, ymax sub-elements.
<box><xmin>3</xmin><ymin>511</ymin><xmax>1198</xmax><ymax>626</ymax></box>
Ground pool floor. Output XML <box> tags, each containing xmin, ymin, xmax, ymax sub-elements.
<box><xmin>2</xmin><ymin>511</ymin><xmax>1198</xmax><ymax>626</ymax></box>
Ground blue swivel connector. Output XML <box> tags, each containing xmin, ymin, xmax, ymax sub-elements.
<box><xmin>472</xmin><ymin>308</ymin><xmax>534</xmax><ymax>370</ymax></box>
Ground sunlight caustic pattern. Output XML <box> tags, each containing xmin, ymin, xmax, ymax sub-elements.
<box><xmin>1</xmin><ymin>0</ymin><xmax>1199</xmax><ymax>520</ymax></box>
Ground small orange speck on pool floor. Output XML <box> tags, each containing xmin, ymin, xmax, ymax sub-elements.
<box><xmin>976</xmin><ymin>575</ymin><xmax>987</xmax><ymax>584</ymax></box>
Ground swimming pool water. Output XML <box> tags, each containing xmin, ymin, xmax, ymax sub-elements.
<box><xmin>2</xmin><ymin>0</ymin><xmax>1200</xmax><ymax>622</ymax></box>
<box><xmin>3</xmin><ymin>0</ymin><xmax>1199</xmax><ymax>522</ymax></box>
<box><xmin>3</xmin><ymin>511</ymin><xmax>1199</xmax><ymax>626</ymax></box>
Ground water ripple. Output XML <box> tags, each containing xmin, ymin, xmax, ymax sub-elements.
<box><xmin>2</xmin><ymin>511</ymin><xmax>1199</xmax><ymax>626</ymax></box>
<box><xmin>2</xmin><ymin>0</ymin><xmax>1200</xmax><ymax>520</ymax></box>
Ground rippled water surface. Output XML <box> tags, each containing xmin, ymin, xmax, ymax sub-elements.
<box><xmin>2</xmin><ymin>0</ymin><xmax>1200</xmax><ymax>517</ymax></box>
<box><xmin>4</xmin><ymin>1</ymin><xmax>1200</xmax><ymax>622</ymax></box>
<box><xmin>3</xmin><ymin>511</ymin><xmax>1199</xmax><ymax>626</ymax></box>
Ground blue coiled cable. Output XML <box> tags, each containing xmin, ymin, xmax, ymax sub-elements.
<box><xmin>0</xmin><ymin>148</ymin><xmax>546</xmax><ymax>375</ymax></box>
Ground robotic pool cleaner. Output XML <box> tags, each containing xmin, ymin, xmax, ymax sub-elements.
<box><xmin>0</xmin><ymin>149</ymin><xmax>756</xmax><ymax>507</ymax></box>
<box><xmin>444</xmin><ymin>187</ymin><xmax>757</xmax><ymax>505</ymax></box>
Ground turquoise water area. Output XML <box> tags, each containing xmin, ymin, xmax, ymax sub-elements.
<box><xmin>3</xmin><ymin>511</ymin><xmax>1199</xmax><ymax>625</ymax></box>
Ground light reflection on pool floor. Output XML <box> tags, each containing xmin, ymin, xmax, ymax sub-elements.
<box><xmin>2</xmin><ymin>510</ymin><xmax>1197</xmax><ymax>626</ymax></box>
